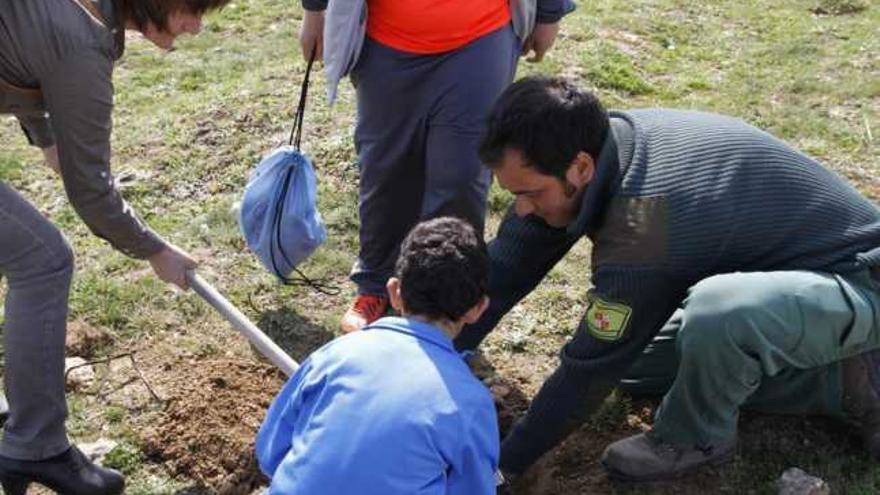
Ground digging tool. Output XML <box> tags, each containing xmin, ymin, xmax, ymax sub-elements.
<box><xmin>185</xmin><ymin>270</ymin><xmax>299</xmax><ymax>376</ymax></box>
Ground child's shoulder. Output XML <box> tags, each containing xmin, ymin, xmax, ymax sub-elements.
<box><xmin>304</xmin><ymin>327</ymin><xmax>412</xmax><ymax>368</ymax></box>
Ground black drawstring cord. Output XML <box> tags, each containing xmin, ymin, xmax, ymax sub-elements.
<box><xmin>268</xmin><ymin>160</ymin><xmax>340</xmax><ymax>296</ymax></box>
<box><xmin>288</xmin><ymin>49</ymin><xmax>316</xmax><ymax>149</ymax></box>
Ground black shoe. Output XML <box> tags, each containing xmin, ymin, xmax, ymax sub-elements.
<box><xmin>601</xmin><ymin>431</ymin><xmax>736</xmax><ymax>482</ymax></box>
<box><xmin>842</xmin><ymin>350</ymin><xmax>880</xmax><ymax>459</ymax></box>
<box><xmin>0</xmin><ymin>446</ymin><xmax>125</xmax><ymax>495</ymax></box>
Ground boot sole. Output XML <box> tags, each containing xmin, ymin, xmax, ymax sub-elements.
<box><xmin>602</xmin><ymin>447</ymin><xmax>736</xmax><ymax>483</ymax></box>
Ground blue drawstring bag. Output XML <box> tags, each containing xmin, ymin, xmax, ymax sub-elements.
<box><xmin>240</xmin><ymin>146</ymin><xmax>326</xmax><ymax>280</ymax></box>
<box><xmin>239</xmin><ymin>52</ymin><xmax>336</xmax><ymax>293</ymax></box>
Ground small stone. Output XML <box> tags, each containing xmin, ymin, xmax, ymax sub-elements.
<box><xmin>65</xmin><ymin>357</ymin><xmax>96</xmax><ymax>390</ymax></box>
<box><xmin>466</xmin><ymin>352</ymin><xmax>496</xmax><ymax>381</ymax></box>
<box><xmin>626</xmin><ymin>414</ymin><xmax>648</xmax><ymax>430</ymax></box>
<box><xmin>79</xmin><ymin>438</ymin><xmax>118</xmax><ymax>464</ymax></box>
<box><xmin>777</xmin><ymin>467</ymin><xmax>830</xmax><ymax>495</ymax></box>
<box><xmin>491</xmin><ymin>384</ymin><xmax>511</xmax><ymax>399</ymax></box>
<box><xmin>229</xmin><ymin>200</ymin><xmax>242</xmax><ymax>218</ymax></box>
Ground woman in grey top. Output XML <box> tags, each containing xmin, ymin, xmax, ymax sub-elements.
<box><xmin>0</xmin><ymin>0</ymin><xmax>228</xmax><ymax>493</ymax></box>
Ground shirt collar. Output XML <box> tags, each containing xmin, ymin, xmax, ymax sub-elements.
<box><xmin>364</xmin><ymin>316</ymin><xmax>458</xmax><ymax>354</ymax></box>
<box><xmin>566</xmin><ymin>113</ymin><xmax>635</xmax><ymax>237</ymax></box>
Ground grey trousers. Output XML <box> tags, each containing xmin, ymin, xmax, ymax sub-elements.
<box><xmin>350</xmin><ymin>25</ymin><xmax>520</xmax><ymax>295</ymax></box>
<box><xmin>0</xmin><ymin>180</ymin><xmax>72</xmax><ymax>460</ymax></box>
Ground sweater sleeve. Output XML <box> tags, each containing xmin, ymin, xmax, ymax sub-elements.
<box><xmin>455</xmin><ymin>210</ymin><xmax>580</xmax><ymax>351</ymax></box>
<box><xmin>536</xmin><ymin>0</ymin><xmax>576</xmax><ymax>23</ymax></box>
<box><xmin>302</xmin><ymin>0</ymin><xmax>327</xmax><ymax>11</ymax></box>
<box><xmin>499</xmin><ymin>266</ymin><xmax>686</xmax><ymax>474</ymax></box>
<box><xmin>40</xmin><ymin>47</ymin><xmax>164</xmax><ymax>259</ymax></box>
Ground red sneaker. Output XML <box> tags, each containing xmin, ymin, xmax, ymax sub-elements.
<box><xmin>340</xmin><ymin>294</ymin><xmax>389</xmax><ymax>333</ymax></box>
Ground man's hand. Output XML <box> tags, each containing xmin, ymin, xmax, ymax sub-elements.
<box><xmin>300</xmin><ymin>10</ymin><xmax>325</xmax><ymax>61</ymax></box>
<box><xmin>520</xmin><ymin>22</ymin><xmax>561</xmax><ymax>63</ymax></box>
<box><xmin>148</xmin><ymin>242</ymin><xmax>198</xmax><ymax>290</ymax></box>
<box><xmin>41</xmin><ymin>145</ymin><xmax>60</xmax><ymax>175</ymax></box>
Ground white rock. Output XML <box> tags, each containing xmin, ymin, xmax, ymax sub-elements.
<box><xmin>777</xmin><ymin>467</ymin><xmax>830</xmax><ymax>495</ymax></box>
<box><xmin>65</xmin><ymin>357</ymin><xmax>96</xmax><ymax>390</ymax></box>
<box><xmin>79</xmin><ymin>438</ymin><xmax>119</xmax><ymax>464</ymax></box>
<box><xmin>229</xmin><ymin>200</ymin><xmax>242</xmax><ymax>218</ymax></box>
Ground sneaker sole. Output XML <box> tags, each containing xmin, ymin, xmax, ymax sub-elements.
<box><xmin>602</xmin><ymin>447</ymin><xmax>736</xmax><ymax>483</ymax></box>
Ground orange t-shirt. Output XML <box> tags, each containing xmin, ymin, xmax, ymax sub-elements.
<box><xmin>366</xmin><ymin>0</ymin><xmax>511</xmax><ymax>54</ymax></box>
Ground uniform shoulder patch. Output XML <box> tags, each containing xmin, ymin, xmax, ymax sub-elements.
<box><xmin>585</xmin><ymin>295</ymin><xmax>633</xmax><ymax>341</ymax></box>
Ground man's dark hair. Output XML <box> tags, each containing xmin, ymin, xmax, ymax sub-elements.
<box><xmin>479</xmin><ymin>76</ymin><xmax>610</xmax><ymax>180</ymax></box>
<box><xmin>115</xmin><ymin>0</ymin><xmax>229</xmax><ymax>31</ymax></box>
<box><xmin>394</xmin><ymin>217</ymin><xmax>488</xmax><ymax>322</ymax></box>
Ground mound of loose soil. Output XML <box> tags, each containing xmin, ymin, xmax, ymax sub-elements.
<box><xmin>142</xmin><ymin>359</ymin><xmax>285</xmax><ymax>494</ymax></box>
<box><xmin>489</xmin><ymin>376</ymin><xmax>531</xmax><ymax>437</ymax></box>
<box><xmin>65</xmin><ymin>320</ymin><xmax>114</xmax><ymax>358</ymax></box>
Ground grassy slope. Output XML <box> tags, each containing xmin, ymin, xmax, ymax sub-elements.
<box><xmin>0</xmin><ymin>0</ymin><xmax>877</xmax><ymax>492</ymax></box>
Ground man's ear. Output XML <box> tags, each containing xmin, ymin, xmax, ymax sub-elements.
<box><xmin>386</xmin><ymin>277</ymin><xmax>405</xmax><ymax>313</ymax></box>
<box><xmin>565</xmin><ymin>151</ymin><xmax>595</xmax><ymax>188</ymax></box>
<box><xmin>461</xmin><ymin>296</ymin><xmax>490</xmax><ymax>325</ymax></box>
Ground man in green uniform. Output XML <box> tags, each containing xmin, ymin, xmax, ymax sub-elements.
<box><xmin>458</xmin><ymin>76</ymin><xmax>880</xmax><ymax>484</ymax></box>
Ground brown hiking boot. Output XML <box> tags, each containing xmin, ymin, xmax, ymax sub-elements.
<box><xmin>340</xmin><ymin>294</ymin><xmax>389</xmax><ymax>333</ymax></box>
<box><xmin>601</xmin><ymin>431</ymin><xmax>736</xmax><ymax>481</ymax></box>
<box><xmin>841</xmin><ymin>351</ymin><xmax>880</xmax><ymax>459</ymax></box>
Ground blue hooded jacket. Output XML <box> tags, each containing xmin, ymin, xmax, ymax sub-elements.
<box><xmin>256</xmin><ymin>317</ymin><xmax>499</xmax><ymax>494</ymax></box>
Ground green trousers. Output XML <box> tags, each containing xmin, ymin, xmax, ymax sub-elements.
<box><xmin>620</xmin><ymin>268</ymin><xmax>880</xmax><ymax>448</ymax></box>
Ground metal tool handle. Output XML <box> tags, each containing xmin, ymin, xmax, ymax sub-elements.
<box><xmin>186</xmin><ymin>270</ymin><xmax>299</xmax><ymax>376</ymax></box>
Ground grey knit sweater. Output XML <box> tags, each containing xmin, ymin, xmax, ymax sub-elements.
<box><xmin>0</xmin><ymin>0</ymin><xmax>164</xmax><ymax>259</ymax></box>
<box><xmin>457</xmin><ymin>109</ymin><xmax>880</xmax><ymax>473</ymax></box>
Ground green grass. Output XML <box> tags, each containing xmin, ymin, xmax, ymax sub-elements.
<box><xmin>104</xmin><ymin>441</ymin><xmax>145</xmax><ymax>475</ymax></box>
<box><xmin>0</xmin><ymin>0</ymin><xmax>877</xmax><ymax>492</ymax></box>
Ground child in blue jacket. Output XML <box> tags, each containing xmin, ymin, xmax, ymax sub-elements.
<box><xmin>256</xmin><ymin>217</ymin><xmax>498</xmax><ymax>494</ymax></box>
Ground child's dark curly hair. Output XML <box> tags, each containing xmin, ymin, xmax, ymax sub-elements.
<box><xmin>394</xmin><ymin>217</ymin><xmax>488</xmax><ymax>322</ymax></box>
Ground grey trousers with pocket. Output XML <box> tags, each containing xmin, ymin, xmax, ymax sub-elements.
<box><xmin>0</xmin><ymin>180</ymin><xmax>72</xmax><ymax>460</ymax></box>
<box><xmin>349</xmin><ymin>25</ymin><xmax>520</xmax><ymax>295</ymax></box>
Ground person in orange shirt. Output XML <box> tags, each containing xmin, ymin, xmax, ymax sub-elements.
<box><xmin>298</xmin><ymin>0</ymin><xmax>574</xmax><ymax>332</ymax></box>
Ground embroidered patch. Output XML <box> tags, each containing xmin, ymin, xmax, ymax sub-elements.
<box><xmin>585</xmin><ymin>296</ymin><xmax>632</xmax><ymax>341</ymax></box>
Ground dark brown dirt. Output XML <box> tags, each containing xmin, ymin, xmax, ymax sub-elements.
<box><xmin>65</xmin><ymin>320</ymin><xmax>114</xmax><ymax>358</ymax></box>
<box><xmin>141</xmin><ymin>359</ymin><xmax>285</xmax><ymax>494</ymax></box>
<box><xmin>254</xmin><ymin>306</ymin><xmax>336</xmax><ymax>364</ymax></box>
<box><xmin>133</xmin><ymin>338</ymin><xmax>868</xmax><ymax>494</ymax></box>
<box><xmin>130</xmin><ymin>309</ymin><xmax>333</xmax><ymax>493</ymax></box>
